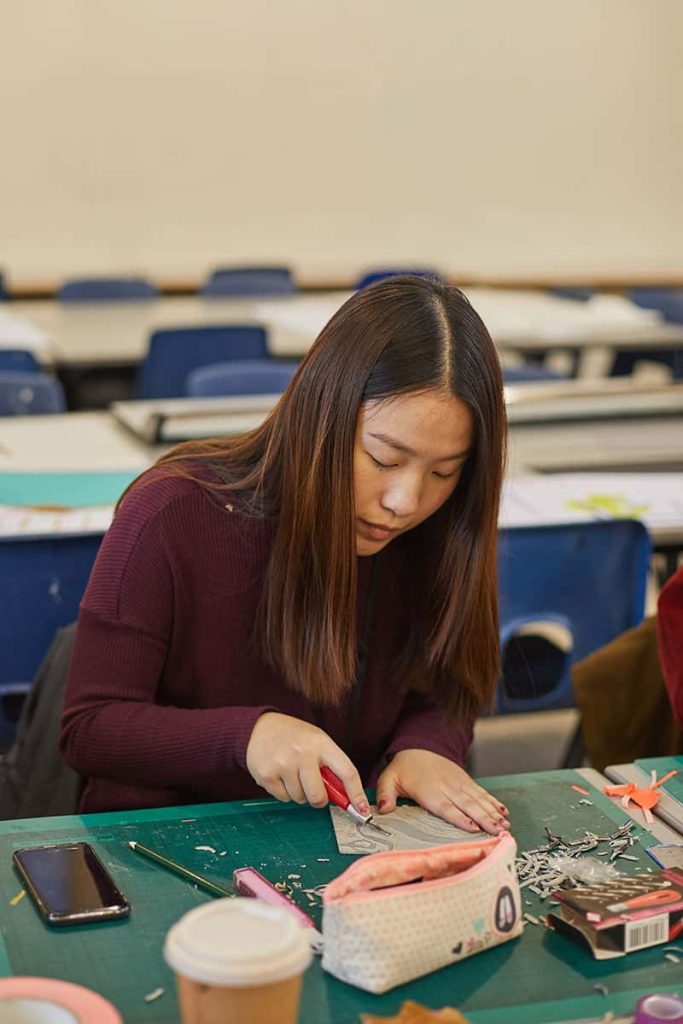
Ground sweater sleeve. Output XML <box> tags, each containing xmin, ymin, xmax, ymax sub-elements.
<box><xmin>657</xmin><ymin>566</ymin><xmax>683</xmax><ymax>727</ymax></box>
<box><xmin>384</xmin><ymin>690</ymin><xmax>473</xmax><ymax>766</ymax></box>
<box><xmin>59</xmin><ymin>482</ymin><xmax>277</xmax><ymax>788</ymax></box>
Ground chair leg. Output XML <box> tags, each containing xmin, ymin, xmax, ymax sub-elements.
<box><xmin>562</xmin><ymin>721</ymin><xmax>586</xmax><ymax>768</ymax></box>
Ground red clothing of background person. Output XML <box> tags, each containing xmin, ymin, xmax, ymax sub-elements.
<box><xmin>659</xmin><ymin>564</ymin><xmax>683</xmax><ymax>726</ymax></box>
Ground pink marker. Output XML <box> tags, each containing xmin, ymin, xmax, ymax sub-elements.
<box><xmin>233</xmin><ymin>867</ymin><xmax>324</xmax><ymax>955</ymax></box>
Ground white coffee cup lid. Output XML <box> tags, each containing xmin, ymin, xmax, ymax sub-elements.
<box><xmin>163</xmin><ymin>898</ymin><xmax>312</xmax><ymax>987</ymax></box>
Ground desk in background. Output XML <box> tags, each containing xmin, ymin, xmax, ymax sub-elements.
<box><xmin>7</xmin><ymin>289</ymin><xmax>681</xmax><ymax>368</ymax></box>
<box><xmin>0</xmin><ymin>411</ymin><xmax>158</xmax><ymax>473</ymax></box>
<box><xmin>2</xmin><ymin>396</ymin><xmax>683</xmax><ymax>554</ymax></box>
<box><xmin>0</xmin><ymin>768</ymin><xmax>680</xmax><ymax>1024</ymax></box>
<box><xmin>0</xmin><ymin>411</ymin><xmax>159</xmax><ymax>537</ymax></box>
<box><xmin>107</xmin><ymin>380</ymin><xmax>683</xmax><ymax>459</ymax></box>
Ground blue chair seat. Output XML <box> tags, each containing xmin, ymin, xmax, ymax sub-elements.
<box><xmin>138</xmin><ymin>325</ymin><xmax>270</xmax><ymax>399</ymax></box>
<box><xmin>186</xmin><ymin>359</ymin><xmax>298</xmax><ymax>397</ymax></box>
<box><xmin>0</xmin><ymin>372</ymin><xmax>66</xmax><ymax>415</ymax></box>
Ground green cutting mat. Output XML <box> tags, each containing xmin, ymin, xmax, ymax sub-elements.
<box><xmin>0</xmin><ymin>471</ymin><xmax>138</xmax><ymax>507</ymax></box>
<box><xmin>0</xmin><ymin>771</ymin><xmax>680</xmax><ymax>1024</ymax></box>
<box><xmin>635</xmin><ymin>756</ymin><xmax>683</xmax><ymax>806</ymax></box>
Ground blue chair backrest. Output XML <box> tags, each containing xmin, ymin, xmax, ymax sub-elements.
<box><xmin>201</xmin><ymin>266</ymin><xmax>296</xmax><ymax>298</ymax></box>
<box><xmin>186</xmin><ymin>359</ymin><xmax>298</xmax><ymax>398</ymax></box>
<box><xmin>0</xmin><ymin>372</ymin><xmax>66</xmax><ymax>415</ymax></box>
<box><xmin>58</xmin><ymin>277</ymin><xmax>158</xmax><ymax>301</ymax></box>
<box><xmin>354</xmin><ymin>268</ymin><xmax>441</xmax><ymax>289</ymax></box>
<box><xmin>610</xmin><ymin>348</ymin><xmax>683</xmax><ymax>380</ymax></box>
<box><xmin>550</xmin><ymin>287</ymin><xmax>595</xmax><ymax>302</ymax></box>
<box><xmin>496</xmin><ymin>520</ymin><xmax>651</xmax><ymax>713</ymax></box>
<box><xmin>503</xmin><ymin>365</ymin><xmax>566</xmax><ymax>383</ymax></box>
<box><xmin>630</xmin><ymin>288</ymin><xmax>683</xmax><ymax>318</ymax></box>
<box><xmin>0</xmin><ymin>533</ymin><xmax>103</xmax><ymax>689</ymax></box>
<box><xmin>138</xmin><ymin>324</ymin><xmax>269</xmax><ymax>399</ymax></box>
<box><xmin>610</xmin><ymin>289</ymin><xmax>683</xmax><ymax>379</ymax></box>
<box><xmin>0</xmin><ymin>350</ymin><xmax>41</xmax><ymax>374</ymax></box>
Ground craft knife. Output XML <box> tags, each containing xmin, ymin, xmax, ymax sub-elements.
<box><xmin>320</xmin><ymin>766</ymin><xmax>392</xmax><ymax>836</ymax></box>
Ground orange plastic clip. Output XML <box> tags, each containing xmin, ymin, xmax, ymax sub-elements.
<box><xmin>604</xmin><ymin>769</ymin><xmax>678</xmax><ymax>824</ymax></box>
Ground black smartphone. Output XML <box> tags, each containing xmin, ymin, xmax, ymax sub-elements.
<box><xmin>12</xmin><ymin>842</ymin><xmax>130</xmax><ymax>926</ymax></box>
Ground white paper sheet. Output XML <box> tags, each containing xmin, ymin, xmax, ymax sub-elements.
<box><xmin>502</xmin><ymin>473</ymin><xmax>683</xmax><ymax>530</ymax></box>
<box><xmin>0</xmin><ymin>504</ymin><xmax>113</xmax><ymax>538</ymax></box>
<box><xmin>330</xmin><ymin>804</ymin><xmax>485</xmax><ymax>855</ymax></box>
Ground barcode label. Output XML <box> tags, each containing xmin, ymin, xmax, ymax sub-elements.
<box><xmin>624</xmin><ymin>913</ymin><xmax>668</xmax><ymax>951</ymax></box>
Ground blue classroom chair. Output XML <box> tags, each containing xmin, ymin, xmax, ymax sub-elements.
<box><xmin>57</xmin><ymin>277</ymin><xmax>158</xmax><ymax>301</ymax></box>
<box><xmin>201</xmin><ymin>266</ymin><xmax>296</xmax><ymax>298</ymax></box>
<box><xmin>138</xmin><ymin>325</ymin><xmax>270</xmax><ymax>399</ymax></box>
<box><xmin>0</xmin><ymin>372</ymin><xmax>66</xmax><ymax>415</ymax></box>
<box><xmin>0</xmin><ymin>350</ymin><xmax>41</xmax><ymax>374</ymax></box>
<box><xmin>0</xmin><ymin>533</ymin><xmax>103</xmax><ymax>749</ymax></box>
<box><xmin>550</xmin><ymin>287</ymin><xmax>595</xmax><ymax>302</ymax></box>
<box><xmin>630</xmin><ymin>288</ymin><xmax>683</xmax><ymax>316</ymax></box>
<box><xmin>354</xmin><ymin>267</ymin><xmax>441</xmax><ymax>289</ymax></box>
<box><xmin>496</xmin><ymin>520</ymin><xmax>651</xmax><ymax>715</ymax></box>
<box><xmin>609</xmin><ymin>288</ymin><xmax>683</xmax><ymax>379</ymax></box>
<box><xmin>186</xmin><ymin>359</ymin><xmax>298</xmax><ymax>398</ymax></box>
<box><xmin>502</xmin><ymin>364</ymin><xmax>566</xmax><ymax>383</ymax></box>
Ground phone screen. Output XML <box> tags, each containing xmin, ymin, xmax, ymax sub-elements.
<box><xmin>13</xmin><ymin>843</ymin><xmax>130</xmax><ymax>924</ymax></box>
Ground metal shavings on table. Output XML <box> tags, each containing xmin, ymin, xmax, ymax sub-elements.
<box><xmin>594</xmin><ymin>983</ymin><xmax>609</xmax><ymax>997</ymax></box>
<box><xmin>144</xmin><ymin>988</ymin><xmax>165</xmax><ymax>1003</ymax></box>
<box><xmin>515</xmin><ymin>821</ymin><xmax>639</xmax><ymax>901</ymax></box>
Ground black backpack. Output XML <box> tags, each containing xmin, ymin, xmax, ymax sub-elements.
<box><xmin>0</xmin><ymin>624</ymin><xmax>82</xmax><ymax>820</ymax></box>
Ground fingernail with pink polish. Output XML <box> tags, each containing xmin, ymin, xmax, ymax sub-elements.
<box><xmin>376</xmin><ymin>799</ymin><xmax>386</xmax><ymax>812</ymax></box>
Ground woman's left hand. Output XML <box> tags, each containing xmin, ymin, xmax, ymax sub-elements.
<box><xmin>375</xmin><ymin>748</ymin><xmax>510</xmax><ymax>835</ymax></box>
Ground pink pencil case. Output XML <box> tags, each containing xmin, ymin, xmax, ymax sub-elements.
<box><xmin>322</xmin><ymin>833</ymin><xmax>522</xmax><ymax>993</ymax></box>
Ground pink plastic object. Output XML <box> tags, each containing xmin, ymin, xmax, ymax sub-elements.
<box><xmin>0</xmin><ymin>976</ymin><xmax>122</xmax><ymax>1022</ymax></box>
<box><xmin>233</xmin><ymin>867</ymin><xmax>324</xmax><ymax>954</ymax></box>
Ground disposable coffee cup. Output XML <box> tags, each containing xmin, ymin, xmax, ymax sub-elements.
<box><xmin>164</xmin><ymin>897</ymin><xmax>312</xmax><ymax>1024</ymax></box>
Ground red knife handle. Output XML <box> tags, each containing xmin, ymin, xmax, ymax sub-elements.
<box><xmin>320</xmin><ymin>766</ymin><xmax>351</xmax><ymax>811</ymax></box>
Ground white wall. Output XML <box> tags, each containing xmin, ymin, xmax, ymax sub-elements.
<box><xmin>1</xmin><ymin>0</ymin><xmax>681</xmax><ymax>283</ymax></box>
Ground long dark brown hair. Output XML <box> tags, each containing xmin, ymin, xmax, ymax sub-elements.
<box><xmin>139</xmin><ymin>276</ymin><xmax>507</xmax><ymax>722</ymax></box>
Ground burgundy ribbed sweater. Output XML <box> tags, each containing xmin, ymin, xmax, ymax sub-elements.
<box><xmin>60</xmin><ymin>472</ymin><xmax>473</xmax><ymax>813</ymax></box>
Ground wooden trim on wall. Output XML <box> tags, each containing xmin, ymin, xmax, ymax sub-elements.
<box><xmin>4</xmin><ymin>271</ymin><xmax>683</xmax><ymax>300</ymax></box>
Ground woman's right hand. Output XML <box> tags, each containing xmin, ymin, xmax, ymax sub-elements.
<box><xmin>246</xmin><ymin>711</ymin><xmax>370</xmax><ymax>814</ymax></box>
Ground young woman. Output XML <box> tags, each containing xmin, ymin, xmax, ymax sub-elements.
<box><xmin>60</xmin><ymin>276</ymin><xmax>510</xmax><ymax>834</ymax></box>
